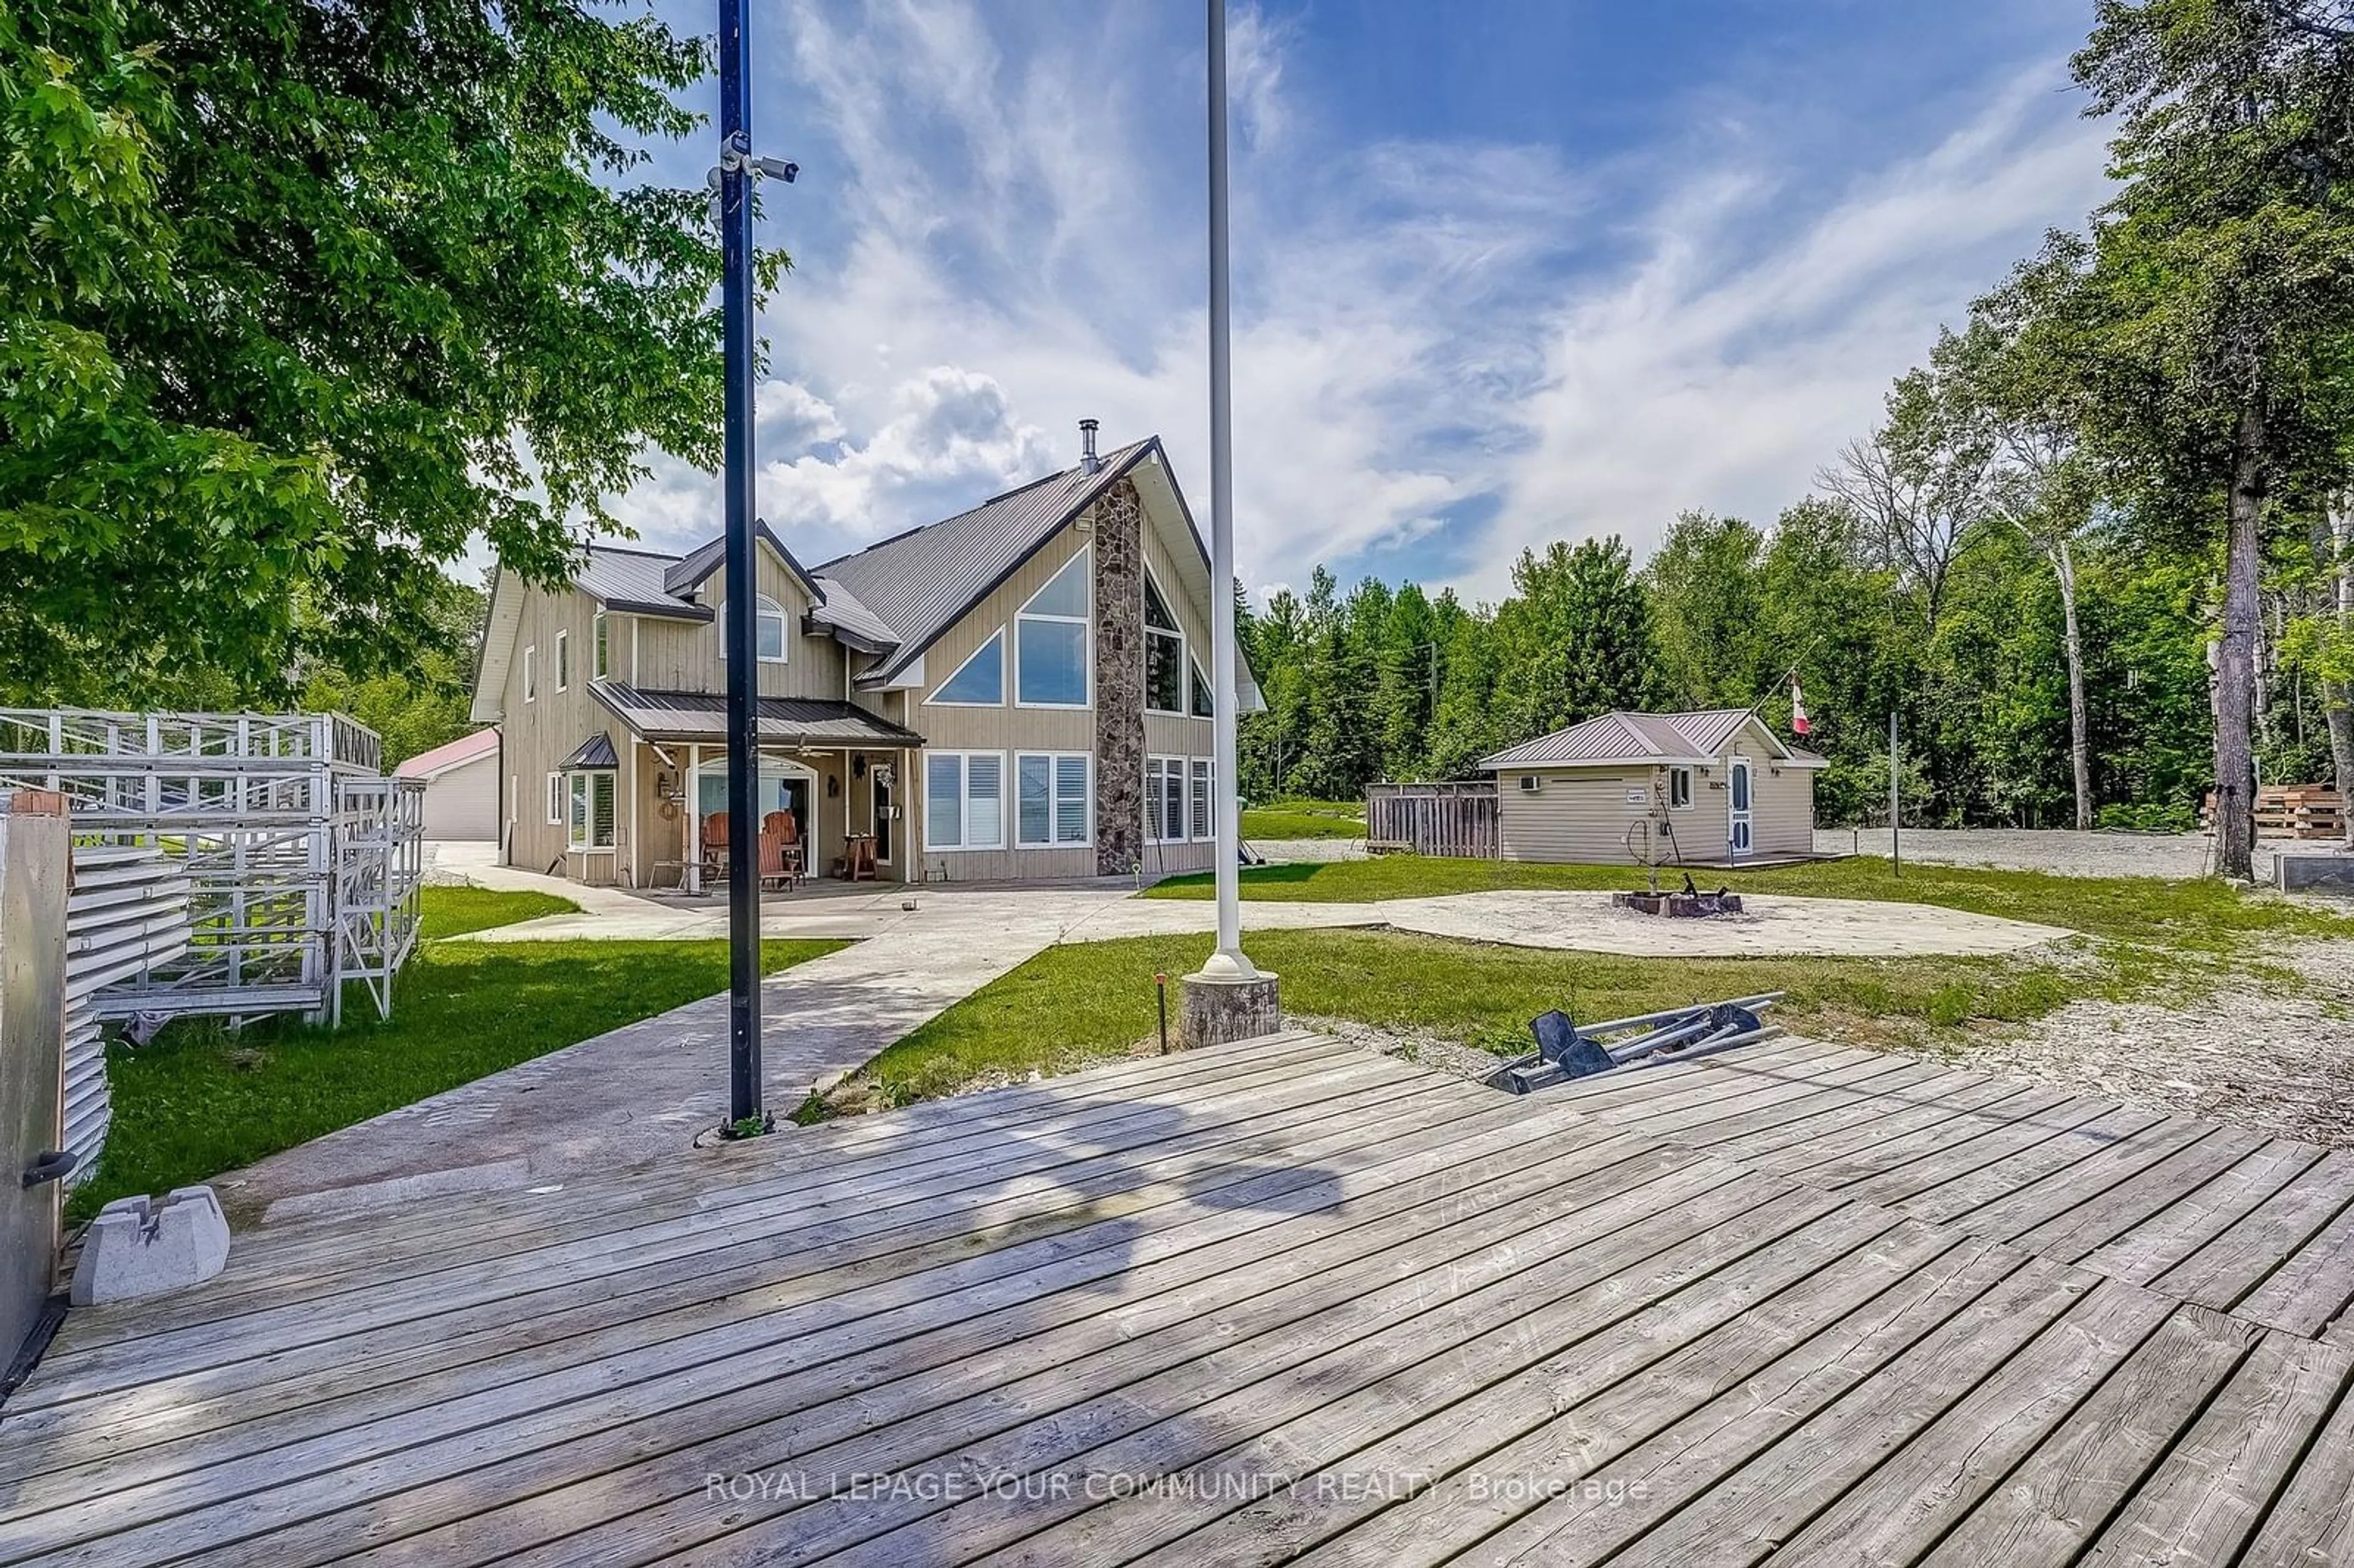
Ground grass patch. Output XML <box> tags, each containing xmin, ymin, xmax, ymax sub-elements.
<box><xmin>829</xmin><ymin>926</ymin><xmax>2140</xmax><ymax>1111</ymax></box>
<box><xmin>73</xmin><ymin>886</ymin><xmax>842</xmax><ymax>1217</ymax></box>
<box><xmin>1143</xmin><ymin>854</ymin><xmax>2353</xmax><ymax>953</ymax></box>
<box><xmin>1242</xmin><ymin>797</ymin><xmax>1365</xmax><ymax>841</ymax></box>
<box><xmin>419</xmin><ymin>886</ymin><xmax>576</xmax><ymax>938</ymax></box>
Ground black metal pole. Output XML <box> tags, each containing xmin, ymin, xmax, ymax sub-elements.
<box><xmin>719</xmin><ymin>0</ymin><xmax>761</xmax><ymax>1127</ymax></box>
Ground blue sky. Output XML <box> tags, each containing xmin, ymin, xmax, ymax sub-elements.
<box><xmin>608</xmin><ymin>0</ymin><xmax>2112</xmax><ymax>604</ymax></box>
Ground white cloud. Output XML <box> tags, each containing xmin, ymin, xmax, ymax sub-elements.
<box><xmin>597</xmin><ymin>1</ymin><xmax>2108</xmax><ymax>608</ymax></box>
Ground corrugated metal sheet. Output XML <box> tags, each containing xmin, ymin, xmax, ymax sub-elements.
<box><xmin>64</xmin><ymin>845</ymin><xmax>192</xmax><ymax>1189</ymax></box>
<box><xmin>815</xmin><ymin>439</ymin><xmax>1154</xmax><ymax>682</ymax></box>
<box><xmin>807</xmin><ymin>576</ymin><xmax>899</xmax><ymax>653</ymax></box>
<box><xmin>1479</xmin><ymin>709</ymin><xmax>1761</xmax><ymax>771</ymax></box>
<box><xmin>560</xmin><ymin>733</ymin><xmax>620</xmax><ymax>769</ymax></box>
<box><xmin>577</xmin><ymin>548</ymin><xmax>709</xmax><ymax>618</ymax></box>
<box><xmin>590</xmin><ymin>683</ymin><xmax>924</xmax><ymax>748</ymax></box>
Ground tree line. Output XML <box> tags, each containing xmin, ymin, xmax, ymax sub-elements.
<box><xmin>1244</xmin><ymin>2</ymin><xmax>2354</xmax><ymax>871</ymax></box>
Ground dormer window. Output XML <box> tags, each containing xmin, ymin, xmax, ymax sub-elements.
<box><xmin>717</xmin><ymin>596</ymin><xmax>789</xmax><ymax>663</ymax></box>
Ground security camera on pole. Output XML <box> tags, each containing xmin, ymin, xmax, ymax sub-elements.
<box><xmin>1180</xmin><ymin>0</ymin><xmax>1281</xmax><ymax>1049</ymax></box>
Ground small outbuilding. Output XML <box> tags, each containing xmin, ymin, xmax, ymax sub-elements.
<box><xmin>395</xmin><ymin>728</ymin><xmax>500</xmax><ymax>841</ymax></box>
<box><xmin>1479</xmin><ymin>708</ymin><xmax>1825</xmax><ymax>866</ymax></box>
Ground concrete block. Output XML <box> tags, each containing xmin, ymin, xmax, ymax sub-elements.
<box><xmin>70</xmin><ymin>1186</ymin><xmax>230</xmax><ymax>1306</ymax></box>
<box><xmin>2276</xmin><ymin>853</ymin><xmax>2354</xmax><ymax>896</ymax></box>
<box><xmin>1179</xmin><ymin>969</ymin><xmax>1283</xmax><ymax>1050</ymax></box>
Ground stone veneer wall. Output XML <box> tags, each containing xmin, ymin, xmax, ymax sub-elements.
<box><xmin>1092</xmin><ymin>478</ymin><xmax>1146</xmax><ymax>875</ymax></box>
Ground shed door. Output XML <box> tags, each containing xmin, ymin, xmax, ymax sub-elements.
<box><xmin>1727</xmin><ymin>758</ymin><xmax>1753</xmax><ymax>858</ymax></box>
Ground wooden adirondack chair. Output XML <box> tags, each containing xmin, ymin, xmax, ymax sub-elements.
<box><xmin>760</xmin><ymin>810</ymin><xmax>804</xmax><ymax>889</ymax></box>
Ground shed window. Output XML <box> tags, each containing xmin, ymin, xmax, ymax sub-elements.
<box><xmin>1669</xmin><ymin>767</ymin><xmax>1692</xmax><ymax>810</ymax></box>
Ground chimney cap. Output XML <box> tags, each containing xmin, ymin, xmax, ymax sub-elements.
<box><xmin>1078</xmin><ymin>418</ymin><xmax>1101</xmax><ymax>474</ymax></box>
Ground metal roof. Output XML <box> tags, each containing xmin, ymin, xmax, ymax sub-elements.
<box><xmin>559</xmin><ymin>733</ymin><xmax>620</xmax><ymax>770</ymax></box>
<box><xmin>576</xmin><ymin>548</ymin><xmax>710</xmax><ymax>619</ymax></box>
<box><xmin>394</xmin><ymin>728</ymin><xmax>498</xmax><ymax>780</ymax></box>
<box><xmin>590</xmin><ymin>682</ymin><xmax>924</xmax><ymax>748</ymax></box>
<box><xmin>807</xmin><ymin>576</ymin><xmax>899</xmax><ymax>653</ymax></box>
<box><xmin>815</xmin><ymin>438</ymin><xmax>1156</xmax><ymax>683</ymax></box>
<box><xmin>660</xmin><ymin>520</ymin><xmax>823</xmax><ymax>601</ymax></box>
<box><xmin>1479</xmin><ymin>709</ymin><xmax>1789</xmax><ymax>771</ymax></box>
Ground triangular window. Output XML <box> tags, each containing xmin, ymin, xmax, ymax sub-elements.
<box><xmin>930</xmin><ymin>629</ymin><xmax>1005</xmax><ymax>706</ymax></box>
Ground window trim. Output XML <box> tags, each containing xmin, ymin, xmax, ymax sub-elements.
<box><xmin>554</xmin><ymin>629</ymin><xmax>570</xmax><ymax>693</ymax></box>
<box><xmin>716</xmin><ymin>595</ymin><xmax>791</xmax><ymax>664</ymax></box>
<box><xmin>1146</xmin><ymin>754</ymin><xmax>1193</xmax><ymax>844</ymax></box>
<box><xmin>926</xmin><ymin>626</ymin><xmax>1008</xmax><ymax>708</ymax></box>
<box><xmin>592</xmin><ymin>609</ymin><xmax>609</xmax><ymax>681</ymax></box>
<box><xmin>1668</xmin><ymin>766</ymin><xmax>1693</xmax><ymax>810</ymax></box>
<box><xmin>1143</xmin><ymin>565</ymin><xmax>1187</xmax><ymax>717</ymax></box>
<box><xmin>923</xmin><ymin>749</ymin><xmax>1008</xmax><ymax>853</ymax></box>
<box><xmin>565</xmin><ymin>769</ymin><xmax>617</xmax><ymax>851</ymax></box>
<box><xmin>1014</xmin><ymin>547</ymin><xmax>1092</xmax><ymax>710</ymax></box>
<box><xmin>1015</xmin><ymin>752</ymin><xmax>1093</xmax><ymax>849</ymax></box>
<box><xmin>523</xmin><ymin>644</ymin><xmax>537</xmax><ymax>704</ymax></box>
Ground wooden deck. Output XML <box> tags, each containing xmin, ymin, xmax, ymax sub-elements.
<box><xmin>1</xmin><ymin>1033</ymin><xmax>2350</xmax><ymax>1566</ymax></box>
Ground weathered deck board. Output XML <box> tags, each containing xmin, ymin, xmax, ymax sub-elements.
<box><xmin>3</xmin><ymin>1033</ymin><xmax>2350</xmax><ymax>1567</ymax></box>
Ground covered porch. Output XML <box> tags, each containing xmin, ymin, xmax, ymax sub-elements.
<box><xmin>590</xmin><ymin>682</ymin><xmax>924</xmax><ymax>890</ymax></box>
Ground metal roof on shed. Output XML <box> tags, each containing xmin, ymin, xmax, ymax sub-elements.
<box><xmin>1479</xmin><ymin>709</ymin><xmax>1801</xmax><ymax>770</ymax></box>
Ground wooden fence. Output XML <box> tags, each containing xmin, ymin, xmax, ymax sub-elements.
<box><xmin>2200</xmin><ymin>785</ymin><xmax>2345</xmax><ymax>840</ymax></box>
<box><xmin>1365</xmin><ymin>782</ymin><xmax>1499</xmax><ymax>858</ymax></box>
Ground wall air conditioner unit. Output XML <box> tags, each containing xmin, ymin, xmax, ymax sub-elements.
<box><xmin>1518</xmin><ymin>775</ymin><xmax>1542</xmax><ymax>793</ymax></box>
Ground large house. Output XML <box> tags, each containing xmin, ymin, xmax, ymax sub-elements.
<box><xmin>471</xmin><ymin>425</ymin><xmax>1257</xmax><ymax>887</ymax></box>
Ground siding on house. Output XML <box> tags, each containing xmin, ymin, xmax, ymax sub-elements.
<box><xmin>904</xmin><ymin>490</ymin><xmax>1217</xmax><ymax>883</ymax></box>
<box><xmin>500</xmin><ymin>580</ymin><xmax>634</xmax><ymax>883</ymax></box>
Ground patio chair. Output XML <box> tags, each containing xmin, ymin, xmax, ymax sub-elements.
<box><xmin>701</xmin><ymin>810</ymin><xmax>731</xmax><ymax>883</ymax></box>
<box><xmin>760</xmin><ymin>810</ymin><xmax>804</xmax><ymax>889</ymax></box>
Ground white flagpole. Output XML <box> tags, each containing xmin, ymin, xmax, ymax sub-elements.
<box><xmin>1203</xmin><ymin>0</ymin><xmax>1254</xmax><ymax>980</ymax></box>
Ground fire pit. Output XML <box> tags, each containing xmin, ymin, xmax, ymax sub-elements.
<box><xmin>1612</xmin><ymin>885</ymin><xmax>1743</xmax><ymax>918</ymax></box>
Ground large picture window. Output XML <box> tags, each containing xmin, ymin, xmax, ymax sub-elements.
<box><xmin>566</xmin><ymin>771</ymin><xmax>616</xmax><ymax>850</ymax></box>
<box><xmin>1144</xmin><ymin>571</ymin><xmax>1184</xmax><ymax>715</ymax></box>
<box><xmin>717</xmin><ymin>595</ymin><xmax>789</xmax><ymax>663</ymax></box>
<box><xmin>929</xmin><ymin>628</ymin><xmax>1005</xmax><ymax>706</ymax></box>
<box><xmin>1016</xmin><ymin>753</ymin><xmax>1091</xmax><ymax>847</ymax></box>
<box><xmin>1016</xmin><ymin>550</ymin><xmax>1091</xmax><ymax>707</ymax></box>
<box><xmin>925</xmin><ymin>751</ymin><xmax>1005</xmax><ymax>850</ymax></box>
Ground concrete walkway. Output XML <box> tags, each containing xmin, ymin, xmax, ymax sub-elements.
<box><xmin>216</xmin><ymin>868</ymin><xmax>2070</xmax><ymax>1224</ymax></box>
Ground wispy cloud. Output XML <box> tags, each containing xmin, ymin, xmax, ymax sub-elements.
<box><xmin>605</xmin><ymin>0</ymin><xmax>2108</xmax><ymax>602</ymax></box>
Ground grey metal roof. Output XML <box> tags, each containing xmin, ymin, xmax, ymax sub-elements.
<box><xmin>590</xmin><ymin>682</ymin><xmax>924</xmax><ymax>748</ymax></box>
<box><xmin>576</xmin><ymin>548</ymin><xmax>709</xmax><ymax>619</ymax></box>
<box><xmin>1479</xmin><ymin>709</ymin><xmax>1780</xmax><ymax>771</ymax></box>
<box><xmin>807</xmin><ymin>576</ymin><xmax>899</xmax><ymax>653</ymax></box>
<box><xmin>815</xmin><ymin>438</ymin><xmax>1156</xmax><ymax>683</ymax></box>
<box><xmin>660</xmin><ymin>520</ymin><xmax>822</xmax><ymax>601</ymax></box>
<box><xmin>559</xmin><ymin>732</ymin><xmax>620</xmax><ymax>769</ymax></box>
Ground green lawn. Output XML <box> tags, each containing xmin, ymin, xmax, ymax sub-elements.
<box><xmin>828</xmin><ymin>927</ymin><xmax>2109</xmax><ymax>1113</ymax></box>
<box><xmin>1143</xmin><ymin>853</ymin><xmax>2348</xmax><ymax>953</ymax></box>
<box><xmin>825</xmin><ymin>850</ymin><xmax>2348</xmax><ymax>1116</ymax></box>
<box><xmin>1241</xmin><ymin>797</ymin><xmax>1366</xmax><ymax>841</ymax></box>
<box><xmin>75</xmin><ymin>886</ymin><xmax>843</xmax><ymax>1217</ymax></box>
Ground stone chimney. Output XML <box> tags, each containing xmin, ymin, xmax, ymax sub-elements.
<box><xmin>1079</xmin><ymin>418</ymin><xmax>1101</xmax><ymax>475</ymax></box>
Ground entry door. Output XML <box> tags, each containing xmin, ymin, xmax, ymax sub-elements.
<box><xmin>1727</xmin><ymin>757</ymin><xmax>1753</xmax><ymax>858</ymax></box>
<box><xmin>871</xmin><ymin>769</ymin><xmax>894</xmax><ymax>863</ymax></box>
